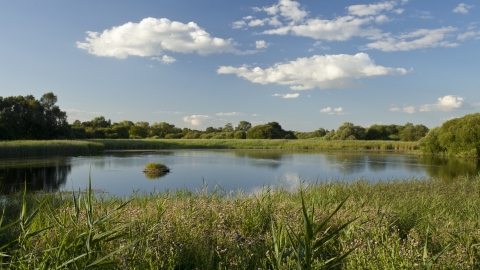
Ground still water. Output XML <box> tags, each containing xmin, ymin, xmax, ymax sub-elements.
<box><xmin>1</xmin><ymin>150</ymin><xmax>479</xmax><ymax>196</ymax></box>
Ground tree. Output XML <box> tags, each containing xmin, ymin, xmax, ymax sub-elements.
<box><xmin>331</xmin><ymin>122</ymin><xmax>366</xmax><ymax>140</ymax></box>
<box><xmin>419</xmin><ymin>127</ymin><xmax>444</xmax><ymax>155</ymax></box>
<box><xmin>246</xmin><ymin>124</ymin><xmax>283</xmax><ymax>139</ymax></box>
<box><xmin>366</xmin><ymin>125</ymin><xmax>389</xmax><ymax>140</ymax></box>
<box><xmin>236</xmin><ymin>121</ymin><xmax>252</xmax><ymax>132</ymax></box>
<box><xmin>223</xmin><ymin>123</ymin><xmax>234</xmax><ymax>132</ymax></box>
<box><xmin>400</xmin><ymin>123</ymin><xmax>429</xmax><ymax>142</ymax></box>
<box><xmin>437</xmin><ymin>113</ymin><xmax>480</xmax><ymax>157</ymax></box>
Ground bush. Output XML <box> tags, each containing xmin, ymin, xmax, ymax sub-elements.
<box><xmin>246</xmin><ymin>124</ymin><xmax>282</xmax><ymax>139</ymax></box>
<box><xmin>234</xmin><ymin>131</ymin><xmax>246</xmax><ymax>139</ymax></box>
<box><xmin>419</xmin><ymin>113</ymin><xmax>480</xmax><ymax>157</ymax></box>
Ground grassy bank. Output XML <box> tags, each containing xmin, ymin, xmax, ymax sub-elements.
<box><xmin>97</xmin><ymin>139</ymin><xmax>419</xmax><ymax>152</ymax></box>
<box><xmin>0</xmin><ymin>140</ymin><xmax>104</xmax><ymax>158</ymax></box>
<box><xmin>1</xmin><ymin>175</ymin><xmax>479</xmax><ymax>269</ymax></box>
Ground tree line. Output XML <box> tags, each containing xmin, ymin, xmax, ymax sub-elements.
<box><xmin>1</xmin><ymin>93</ymin><xmax>430</xmax><ymax>142</ymax></box>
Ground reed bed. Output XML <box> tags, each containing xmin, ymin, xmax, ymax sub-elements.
<box><xmin>1</xmin><ymin>174</ymin><xmax>479</xmax><ymax>269</ymax></box>
<box><xmin>0</xmin><ymin>140</ymin><xmax>104</xmax><ymax>158</ymax></box>
<box><xmin>97</xmin><ymin>139</ymin><xmax>419</xmax><ymax>152</ymax></box>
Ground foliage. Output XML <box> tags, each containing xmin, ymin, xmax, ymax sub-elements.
<box><xmin>1</xmin><ymin>175</ymin><xmax>479</xmax><ymax>268</ymax></box>
<box><xmin>332</xmin><ymin>122</ymin><xmax>366</xmax><ymax>140</ymax></box>
<box><xmin>0</xmin><ymin>92</ymin><xmax>70</xmax><ymax>140</ymax></box>
<box><xmin>234</xmin><ymin>130</ymin><xmax>246</xmax><ymax>139</ymax></box>
<box><xmin>236</xmin><ymin>121</ymin><xmax>252</xmax><ymax>132</ymax></box>
<box><xmin>246</xmin><ymin>124</ymin><xmax>283</xmax><ymax>139</ymax></box>
<box><xmin>420</xmin><ymin>113</ymin><xmax>480</xmax><ymax>157</ymax></box>
<box><xmin>144</xmin><ymin>162</ymin><xmax>169</xmax><ymax>171</ymax></box>
<box><xmin>400</xmin><ymin>123</ymin><xmax>429</xmax><ymax>142</ymax></box>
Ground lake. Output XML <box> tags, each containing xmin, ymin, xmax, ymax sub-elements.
<box><xmin>1</xmin><ymin>150</ymin><xmax>479</xmax><ymax>196</ymax></box>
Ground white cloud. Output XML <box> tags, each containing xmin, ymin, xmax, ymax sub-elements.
<box><xmin>272</xmin><ymin>93</ymin><xmax>300</xmax><ymax>98</ymax></box>
<box><xmin>152</xmin><ymin>111</ymin><xmax>184</xmax><ymax>114</ymax></box>
<box><xmin>77</xmin><ymin>17</ymin><xmax>239</xmax><ymax>58</ymax></box>
<box><xmin>255</xmin><ymin>40</ymin><xmax>270</xmax><ymax>49</ymax></box>
<box><xmin>151</xmin><ymin>55</ymin><xmax>177</xmax><ymax>64</ymax></box>
<box><xmin>457</xmin><ymin>31</ymin><xmax>480</xmax><ymax>41</ymax></box>
<box><xmin>391</xmin><ymin>95</ymin><xmax>471</xmax><ymax>114</ymax></box>
<box><xmin>216</xmin><ymin>112</ymin><xmax>246</xmax><ymax>116</ymax></box>
<box><xmin>320</xmin><ymin>107</ymin><xmax>345</xmax><ymax>115</ymax></box>
<box><xmin>260</xmin><ymin>0</ymin><xmax>308</xmax><ymax>22</ymax></box>
<box><xmin>453</xmin><ymin>3</ymin><xmax>474</xmax><ymax>14</ymax></box>
<box><xmin>65</xmin><ymin>109</ymin><xmax>102</xmax><ymax>116</ymax></box>
<box><xmin>261</xmin><ymin>15</ymin><xmax>384</xmax><ymax>41</ymax></box>
<box><xmin>364</xmin><ymin>27</ymin><xmax>459</xmax><ymax>51</ymax></box>
<box><xmin>413</xmin><ymin>11</ymin><xmax>434</xmax><ymax>19</ymax></box>
<box><xmin>218</xmin><ymin>53</ymin><xmax>408</xmax><ymax>90</ymax></box>
<box><xmin>183</xmin><ymin>115</ymin><xmax>211</xmax><ymax>126</ymax></box>
<box><xmin>390</xmin><ymin>106</ymin><xmax>415</xmax><ymax>114</ymax></box>
<box><xmin>347</xmin><ymin>1</ymin><xmax>396</xmax><ymax>16</ymax></box>
<box><xmin>419</xmin><ymin>95</ymin><xmax>469</xmax><ymax>112</ymax></box>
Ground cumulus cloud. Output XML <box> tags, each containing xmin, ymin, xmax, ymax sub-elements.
<box><xmin>419</xmin><ymin>95</ymin><xmax>470</xmax><ymax>112</ymax></box>
<box><xmin>77</xmin><ymin>17</ymin><xmax>239</xmax><ymax>58</ymax></box>
<box><xmin>255</xmin><ymin>40</ymin><xmax>270</xmax><ymax>49</ymax></box>
<box><xmin>183</xmin><ymin>115</ymin><xmax>211</xmax><ymax>126</ymax></box>
<box><xmin>218</xmin><ymin>53</ymin><xmax>408</xmax><ymax>90</ymax></box>
<box><xmin>216</xmin><ymin>112</ymin><xmax>246</xmax><ymax>116</ymax></box>
<box><xmin>364</xmin><ymin>27</ymin><xmax>459</xmax><ymax>51</ymax></box>
<box><xmin>453</xmin><ymin>3</ymin><xmax>474</xmax><ymax>14</ymax></box>
<box><xmin>236</xmin><ymin>0</ymin><xmax>411</xmax><ymax>41</ymax></box>
<box><xmin>151</xmin><ymin>55</ymin><xmax>177</xmax><ymax>64</ymax></box>
<box><xmin>272</xmin><ymin>93</ymin><xmax>300</xmax><ymax>98</ymax></box>
<box><xmin>320</xmin><ymin>107</ymin><xmax>345</xmax><ymax>115</ymax></box>
<box><xmin>391</xmin><ymin>95</ymin><xmax>471</xmax><ymax>114</ymax></box>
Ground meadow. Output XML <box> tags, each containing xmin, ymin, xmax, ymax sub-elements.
<box><xmin>0</xmin><ymin>140</ymin><xmax>104</xmax><ymax>158</ymax></box>
<box><xmin>1</xmin><ymin>174</ymin><xmax>478</xmax><ymax>269</ymax></box>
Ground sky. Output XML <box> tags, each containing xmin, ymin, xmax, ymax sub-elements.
<box><xmin>1</xmin><ymin>0</ymin><xmax>479</xmax><ymax>131</ymax></box>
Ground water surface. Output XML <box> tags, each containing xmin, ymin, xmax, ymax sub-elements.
<box><xmin>1</xmin><ymin>150</ymin><xmax>478</xmax><ymax>196</ymax></box>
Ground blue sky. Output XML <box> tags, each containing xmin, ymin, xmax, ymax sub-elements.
<box><xmin>1</xmin><ymin>0</ymin><xmax>479</xmax><ymax>131</ymax></box>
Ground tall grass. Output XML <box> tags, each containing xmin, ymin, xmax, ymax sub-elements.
<box><xmin>97</xmin><ymin>139</ymin><xmax>419</xmax><ymax>152</ymax></box>
<box><xmin>0</xmin><ymin>140</ymin><xmax>104</xmax><ymax>158</ymax></box>
<box><xmin>1</xmin><ymin>174</ymin><xmax>479</xmax><ymax>268</ymax></box>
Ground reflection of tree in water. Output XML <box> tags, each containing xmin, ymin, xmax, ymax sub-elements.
<box><xmin>324</xmin><ymin>154</ymin><xmax>367</xmax><ymax>175</ymax></box>
<box><xmin>0</xmin><ymin>161</ymin><xmax>70</xmax><ymax>194</ymax></box>
<box><xmin>235</xmin><ymin>151</ymin><xmax>290</xmax><ymax>170</ymax></box>
<box><xmin>420</xmin><ymin>156</ymin><xmax>480</xmax><ymax>181</ymax></box>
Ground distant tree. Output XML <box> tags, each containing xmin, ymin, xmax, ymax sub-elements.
<box><xmin>129</xmin><ymin>126</ymin><xmax>148</xmax><ymax>138</ymax></box>
<box><xmin>223</xmin><ymin>123</ymin><xmax>234</xmax><ymax>132</ymax></box>
<box><xmin>400</xmin><ymin>123</ymin><xmax>429</xmax><ymax>141</ymax></box>
<box><xmin>236</xmin><ymin>121</ymin><xmax>252</xmax><ymax>132</ymax></box>
<box><xmin>72</xmin><ymin>120</ymin><xmax>82</xmax><ymax>126</ymax></box>
<box><xmin>331</xmin><ymin>122</ymin><xmax>366</xmax><ymax>140</ymax></box>
<box><xmin>246</xmin><ymin>124</ymin><xmax>283</xmax><ymax>139</ymax></box>
<box><xmin>234</xmin><ymin>130</ymin><xmax>246</xmax><ymax>139</ymax></box>
<box><xmin>205</xmin><ymin>127</ymin><xmax>216</xmax><ymax>133</ymax></box>
<box><xmin>366</xmin><ymin>125</ymin><xmax>390</xmax><ymax>140</ymax></box>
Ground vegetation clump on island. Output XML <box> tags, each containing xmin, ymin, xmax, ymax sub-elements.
<box><xmin>1</xmin><ymin>175</ymin><xmax>480</xmax><ymax>269</ymax></box>
<box><xmin>143</xmin><ymin>162</ymin><xmax>170</xmax><ymax>173</ymax></box>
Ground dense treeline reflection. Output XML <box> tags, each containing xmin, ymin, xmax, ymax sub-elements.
<box><xmin>0</xmin><ymin>159</ymin><xmax>70</xmax><ymax>194</ymax></box>
<box><xmin>420</xmin><ymin>156</ymin><xmax>480</xmax><ymax>181</ymax></box>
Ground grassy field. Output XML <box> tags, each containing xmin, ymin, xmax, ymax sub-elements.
<box><xmin>0</xmin><ymin>140</ymin><xmax>104</xmax><ymax>158</ymax></box>
<box><xmin>0</xmin><ymin>139</ymin><xmax>419</xmax><ymax>159</ymax></box>
<box><xmin>96</xmin><ymin>139</ymin><xmax>419</xmax><ymax>152</ymax></box>
<box><xmin>1</xmin><ymin>174</ymin><xmax>478</xmax><ymax>269</ymax></box>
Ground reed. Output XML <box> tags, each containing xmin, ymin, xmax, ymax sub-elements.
<box><xmin>0</xmin><ymin>140</ymin><xmax>104</xmax><ymax>158</ymax></box>
<box><xmin>97</xmin><ymin>139</ymin><xmax>419</xmax><ymax>152</ymax></box>
<box><xmin>1</xmin><ymin>174</ymin><xmax>479</xmax><ymax>269</ymax></box>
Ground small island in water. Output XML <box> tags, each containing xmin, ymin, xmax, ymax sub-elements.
<box><xmin>142</xmin><ymin>162</ymin><xmax>170</xmax><ymax>173</ymax></box>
